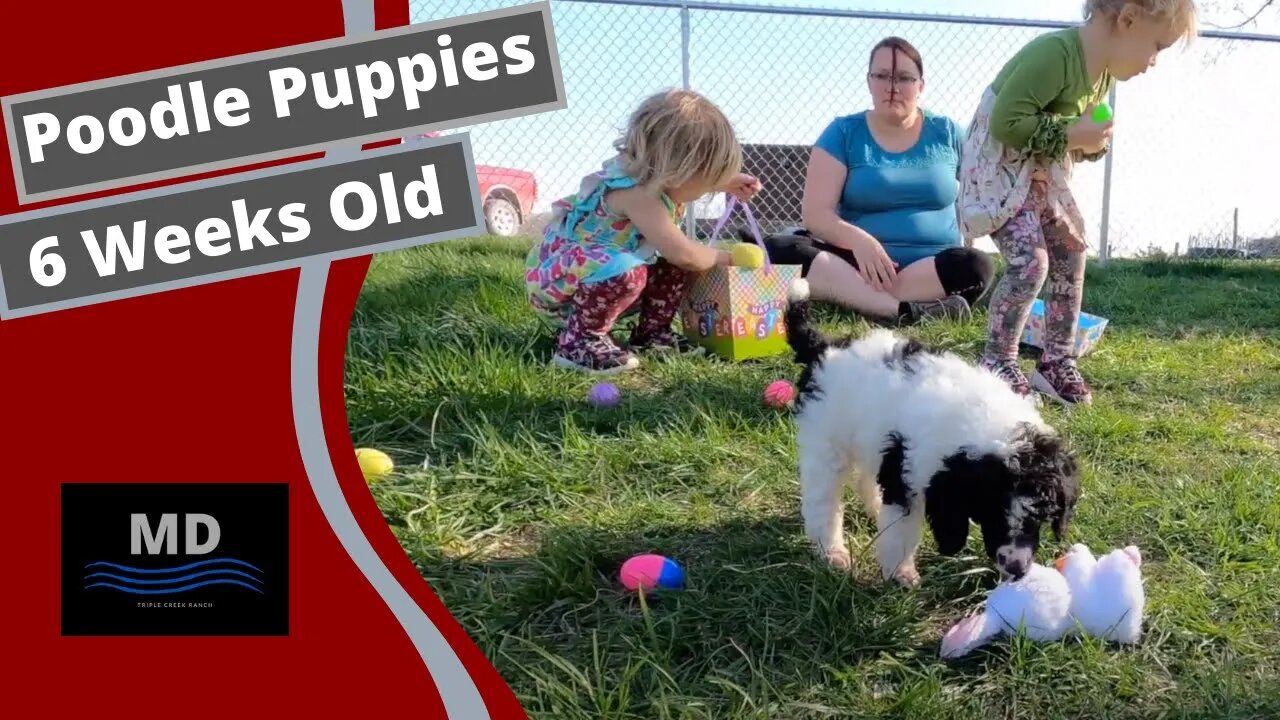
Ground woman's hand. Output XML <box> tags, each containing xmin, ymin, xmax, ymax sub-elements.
<box><xmin>849</xmin><ymin>231</ymin><xmax>897</xmax><ymax>292</ymax></box>
<box><xmin>723</xmin><ymin>173</ymin><xmax>762</xmax><ymax>202</ymax></box>
<box><xmin>1067</xmin><ymin>106</ymin><xmax>1113</xmax><ymax>154</ymax></box>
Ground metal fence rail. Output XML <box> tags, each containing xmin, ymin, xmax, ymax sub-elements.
<box><xmin>420</xmin><ymin>0</ymin><xmax>1280</xmax><ymax>260</ymax></box>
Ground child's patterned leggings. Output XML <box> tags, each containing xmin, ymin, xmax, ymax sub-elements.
<box><xmin>557</xmin><ymin>259</ymin><xmax>690</xmax><ymax>356</ymax></box>
<box><xmin>983</xmin><ymin>179</ymin><xmax>1086</xmax><ymax>364</ymax></box>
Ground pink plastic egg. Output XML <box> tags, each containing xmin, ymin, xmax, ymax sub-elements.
<box><xmin>763</xmin><ymin>379</ymin><xmax>797</xmax><ymax>408</ymax></box>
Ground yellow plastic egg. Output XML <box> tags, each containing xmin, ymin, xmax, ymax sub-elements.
<box><xmin>355</xmin><ymin>448</ymin><xmax>394</xmax><ymax>481</ymax></box>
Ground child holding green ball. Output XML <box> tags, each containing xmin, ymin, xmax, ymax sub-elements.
<box><xmin>959</xmin><ymin>0</ymin><xmax>1199</xmax><ymax>406</ymax></box>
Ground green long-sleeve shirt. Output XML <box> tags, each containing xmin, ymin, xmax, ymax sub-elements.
<box><xmin>990</xmin><ymin>28</ymin><xmax>1114</xmax><ymax>162</ymax></box>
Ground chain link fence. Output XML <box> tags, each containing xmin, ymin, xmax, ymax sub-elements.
<box><xmin>419</xmin><ymin>0</ymin><xmax>1280</xmax><ymax>260</ymax></box>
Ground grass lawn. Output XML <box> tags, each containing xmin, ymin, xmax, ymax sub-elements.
<box><xmin>345</xmin><ymin>236</ymin><xmax>1280</xmax><ymax>720</ymax></box>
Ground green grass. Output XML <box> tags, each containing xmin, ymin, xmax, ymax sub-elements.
<box><xmin>345</xmin><ymin>236</ymin><xmax>1280</xmax><ymax>720</ymax></box>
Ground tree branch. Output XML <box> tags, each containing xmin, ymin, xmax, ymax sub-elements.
<box><xmin>1202</xmin><ymin>0</ymin><xmax>1277</xmax><ymax>30</ymax></box>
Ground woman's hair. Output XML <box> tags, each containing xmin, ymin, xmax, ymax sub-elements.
<box><xmin>868</xmin><ymin>36</ymin><xmax>924</xmax><ymax>79</ymax></box>
<box><xmin>1084</xmin><ymin>0</ymin><xmax>1199</xmax><ymax>44</ymax></box>
<box><xmin>613</xmin><ymin>89</ymin><xmax>742</xmax><ymax>193</ymax></box>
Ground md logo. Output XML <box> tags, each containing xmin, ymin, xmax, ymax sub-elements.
<box><xmin>62</xmin><ymin>483</ymin><xmax>288</xmax><ymax>637</ymax></box>
<box><xmin>131</xmin><ymin>513</ymin><xmax>221</xmax><ymax>555</ymax></box>
<box><xmin>80</xmin><ymin>511</ymin><xmax>263</xmax><ymax>599</ymax></box>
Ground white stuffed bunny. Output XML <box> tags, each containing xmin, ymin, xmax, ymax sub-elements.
<box><xmin>940</xmin><ymin>544</ymin><xmax>1147</xmax><ymax>659</ymax></box>
<box><xmin>939</xmin><ymin>563</ymin><xmax>1073</xmax><ymax>659</ymax></box>
<box><xmin>1055</xmin><ymin>543</ymin><xmax>1145</xmax><ymax>644</ymax></box>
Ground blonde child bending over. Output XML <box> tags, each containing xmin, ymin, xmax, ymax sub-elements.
<box><xmin>960</xmin><ymin>0</ymin><xmax>1197</xmax><ymax>405</ymax></box>
<box><xmin>526</xmin><ymin>89</ymin><xmax>762</xmax><ymax>374</ymax></box>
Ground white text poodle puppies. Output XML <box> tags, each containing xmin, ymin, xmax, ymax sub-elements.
<box><xmin>1056</xmin><ymin>543</ymin><xmax>1145</xmax><ymax>643</ymax></box>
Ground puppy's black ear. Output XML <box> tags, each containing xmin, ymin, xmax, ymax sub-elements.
<box><xmin>1051</xmin><ymin>453</ymin><xmax>1080</xmax><ymax>541</ymax></box>
<box><xmin>1028</xmin><ymin>431</ymin><xmax>1080</xmax><ymax>541</ymax></box>
<box><xmin>925</xmin><ymin>454</ymin><xmax>979</xmax><ymax>556</ymax></box>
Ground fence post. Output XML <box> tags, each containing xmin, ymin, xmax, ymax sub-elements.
<box><xmin>681</xmin><ymin>3</ymin><xmax>698</xmax><ymax>239</ymax></box>
<box><xmin>1097</xmin><ymin>83</ymin><xmax>1118</xmax><ymax>263</ymax></box>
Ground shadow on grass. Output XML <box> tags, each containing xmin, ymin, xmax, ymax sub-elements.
<box><xmin>361</xmin><ymin>364</ymin><xmax>807</xmax><ymax>469</ymax></box>
<box><xmin>400</xmin><ymin>510</ymin><xmax>1280</xmax><ymax>719</ymax></box>
<box><xmin>412</xmin><ymin>516</ymin><xmax>1003</xmax><ymax>691</ymax></box>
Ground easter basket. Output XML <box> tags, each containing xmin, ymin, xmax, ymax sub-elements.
<box><xmin>679</xmin><ymin>195</ymin><xmax>801</xmax><ymax>361</ymax></box>
<box><xmin>1021</xmin><ymin>298</ymin><xmax>1110</xmax><ymax>357</ymax></box>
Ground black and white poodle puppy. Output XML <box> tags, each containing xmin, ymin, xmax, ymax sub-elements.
<box><xmin>783</xmin><ymin>278</ymin><xmax>1080</xmax><ymax>586</ymax></box>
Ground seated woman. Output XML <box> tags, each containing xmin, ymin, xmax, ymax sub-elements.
<box><xmin>765</xmin><ymin>36</ymin><xmax>994</xmax><ymax>324</ymax></box>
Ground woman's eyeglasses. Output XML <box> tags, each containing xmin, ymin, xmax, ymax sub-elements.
<box><xmin>868</xmin><ymin>72</ymin><xmax>920</xmax><ymax>86</ymax></box>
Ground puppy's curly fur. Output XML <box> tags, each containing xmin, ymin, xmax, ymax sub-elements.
<box><xmin>784</xmin><ymin>279</ymin><xmax>1080</xmax><ymax>585</ymax></box>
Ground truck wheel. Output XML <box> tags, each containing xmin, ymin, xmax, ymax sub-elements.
<box><xmin>484</xmin><ymin>197</ymin><xmax>521</xmax><ymax>237</ymax></box>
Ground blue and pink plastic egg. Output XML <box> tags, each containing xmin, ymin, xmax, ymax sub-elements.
<box><xmin>619</xmin><ymin>553</ymin><xmax>685</xmax><ymax>592</ymax></box>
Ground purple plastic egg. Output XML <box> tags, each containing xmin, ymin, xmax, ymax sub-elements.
<box><xmin>588</xmin><ymin>382</ymin><xmax>621</xmax><ymax>407</ymax></box>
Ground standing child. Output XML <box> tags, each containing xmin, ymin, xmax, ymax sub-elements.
<box><xmin>959</xmin><ymin>0</ymin><xmax>1197</xmax><ymax>405</ymax></box>
<box><xmin>526</xmin><ymin>89</ymin><xmax>763</xmax><ymax>374</ymax></box>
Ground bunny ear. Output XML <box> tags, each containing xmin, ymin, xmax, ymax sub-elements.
<box><xmin>940</xmin><ymin>613</ymin><xmax>990</xmax><ymax>659</ymax></box>
<box><xmin>1122</xmin><ymin>546</ymin><xmax>1142</xmax><ymax>567</ymax></box>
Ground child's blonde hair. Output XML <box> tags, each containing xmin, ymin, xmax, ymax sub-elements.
<box><xmin>614</xmin><ymin>89</ymin><xmax>743</xmax><ymax>195</ymax></box>
<box><xmin>1085</xmin><ymin>0</ymin><xmax>1199</xmax><ymax>45</ymax></box>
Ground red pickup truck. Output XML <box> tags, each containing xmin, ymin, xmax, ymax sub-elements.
<box><xmin>404</xmin><ymin>132</ymin><xmax>538</xmax><ymax>237</ymax></box>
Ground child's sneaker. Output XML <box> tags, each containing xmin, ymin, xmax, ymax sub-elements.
<box><xmin>553</xmin><ymin>335</ymin><xmax>640</xmax><ymax>375</ymax></box>
<box><xmin>1031</xmin><ymin>358</ymin><xmax>1093</xmax><ymax>406</ymax></box>
<box><xmin>628</xmin><ymin>327</ymin><xmax>704</xmax><ymax>356</ymax></box>
<box><xmin>979</xmin><ymin>356</ymin><xmax>1035</xmax><ymax>401</ymax></box>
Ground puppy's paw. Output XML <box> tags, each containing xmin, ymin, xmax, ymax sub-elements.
<box><xmin>821</xmin><ymin>547</ymin><xmax>853</xmax><ymax>571</ymax></box>
<box><xmin>889</xmin><ymin>565</ymin><xmax>920</xmax><ymax>587</ymax></box>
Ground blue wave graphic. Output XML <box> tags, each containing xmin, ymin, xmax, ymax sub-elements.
<box><xmin>85</xmin><ymin>579</ymin><xmax>265</xmax><ymax>595</ymax></box>
<box><xmin>82</xmin><ymin>557</ymin><xmax>266</xmax><ymax>596</ymax></box>
<box><xmin>84</xmin><ymin>558</ymin><xmax>263</xmax><ymax>574</ymax></box>
<box><xmin>85</xmin><ymin>568</ymin><xmax>263</xmax><ymax>586</ymax></box>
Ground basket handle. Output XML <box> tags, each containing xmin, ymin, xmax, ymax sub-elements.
<box><xmin>705</xmin><ymin>194</ymin><xmax>773</xmax><ymax>274</ymax></box>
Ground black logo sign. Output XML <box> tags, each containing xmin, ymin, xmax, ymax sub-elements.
<box><xmin>61</xmin><ymin>483</ymin><xmax>288</xmax><ymax>636</ymax></box>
